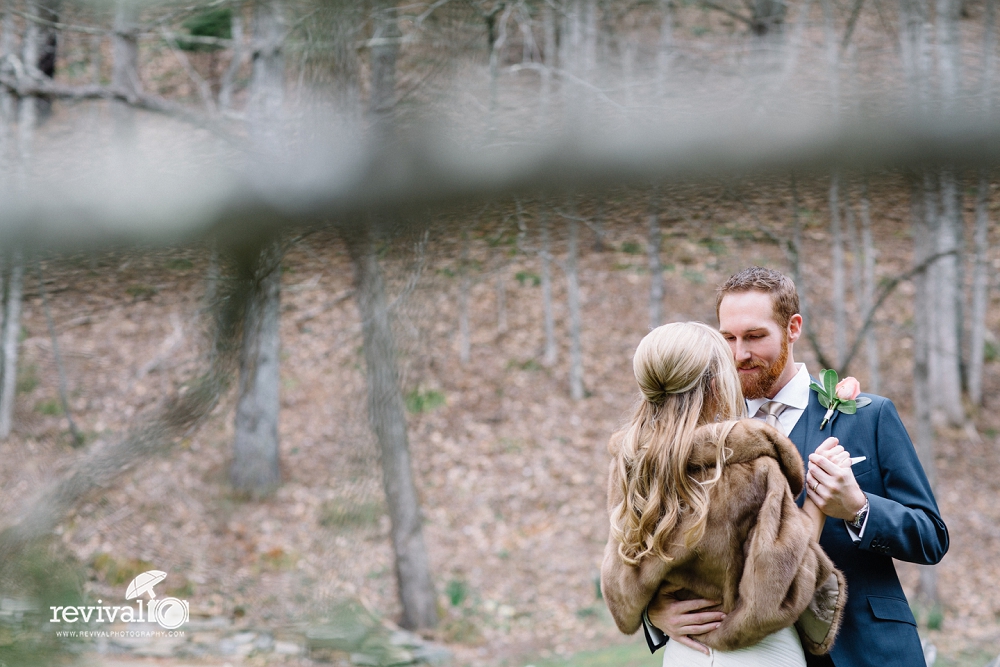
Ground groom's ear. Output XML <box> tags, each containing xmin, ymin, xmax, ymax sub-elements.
<box><xmin>787</xmin><ymin>313</ymin><xmax>803</xmax><ymax>344</ymax></box>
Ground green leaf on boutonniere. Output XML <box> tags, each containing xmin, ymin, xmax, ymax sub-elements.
<box><xmin>810</xmin><ymin>370</ymin><xmax>872</xmax><ymax>429</ymax></box>
<box><xmin>837</xmin><ymin>400</ymin><xmax>858</xmax><ymax>414</ymax></box>
<box><xmin>822</xmin><ymin>368</ymin><xmax>838</xmax><ymax>400</ymax></box>
<box><xmin>810</xmin><ymin>385</ymin><xmax>829</xmax><ymax>409</ymax></box>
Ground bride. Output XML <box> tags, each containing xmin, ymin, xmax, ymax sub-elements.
<box><xmin>601</xmin><ymin>322</ymin><xmax>847</xmax><ymax>666</ymax></box>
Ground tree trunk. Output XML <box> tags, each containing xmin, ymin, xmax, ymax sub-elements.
<box><xmin>969</xmin><ymin>169</ymin><xmax>990</xmax><ymax>406</ymax></box>
<box><xmin>496</xmin><ymin>275</ymin><xmax>507</xmax><ymax>334</ymax></box>
<box><xmin>657</xmin><ymin>0</ymin><xmax>675</xmax><ymax>98</ymax></box>
<box><xmin>910</xmin><ymin>178</ymin><xmax>938</xmax><ymax>606</ymax></box>
<box><xmin>859</xmin><ymin>179</ymin><xmax>881</xmax><ymax>393</ymax></box>
<box><xmin>648</xmin><ymin>193</ymin><xmax>663</xmax><ymax>330</ymax></box>
<box><xmin>458</xmin><ymin>227</ymin><xmax>471</xmax><ymax>364</ymax></box>
<box><xmin>566</xmin><ymin>205</ymin><xmax>584</xmax><ymax>400</ymax></box>
<box><xmin>249</xmin><ymin>0</ymin><xmax>285</xmax><ymax>149</ymax></box>
<box><xmin>541</xmin><ymin>209</ymin><xmax>557</xmax><ymax>366</ymax></box>
<box><xmin>830</xmin><ymin>171</ymin><xmax>847</xmax><ymax>368</ymax></box>
<box><xmin>539</xmin><ymin>2</ymin><xmax>555</xmax><ymax>126</ymax></box>
<box><xmin>790</xmin><ymin>176</ymin><xmax>811</xmax><ymax>331</ymax></box>
<box><xmin>37</xmin><ymin>260</ymin><xmax>83</xmax><ymax>446</ymax></box>
<box><xmin>0</xmin><ymin>11</ymin><xmax>15</xmax><ymax>175</ymax></box>
<box><xmin>935</xmin><ymin>168</ymin><xmax>965</xmax><ymax>425</ymax></box>
<box><xmin>231</xmin><ymin>238</ymin><xmax>283</xmax><ymax>498</ymax></box>
<box><xmin>34</xmin><ymin>0</ymin><xmax>60</xmax><ymax>118</ymax></box>
<box><xmin>219</xmin><ymin>12</ymin><xmax>244</xmax><ymax>111</ymax></box>
<box><xmin>345</xmin><ymin>226</ymin><xmax>438</xmax><ymax>630</ymax></box>
<box><xmin>970</xmin><ymin>0</ymin><xmax>996</xmax><ymax>406</ymax></box>
<box><xmin>0</xmin><ymin>251</ymin><xmax>23</xmax><ymax>439</ymax></box>
<box><xmin>368</xmin><ymin>12</ymin><xmax>398</xmax><ymax>138</ymax></box>
<box><xmin>112</xmin><ymin>1</ymin><xmax>141</xmax><ymax>98</ymax></box>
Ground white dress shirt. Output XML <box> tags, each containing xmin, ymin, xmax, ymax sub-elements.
<box><xmin>747</xmin><ymin>362</ymin><xmax>868</xmax><ymax>541</ymax></box>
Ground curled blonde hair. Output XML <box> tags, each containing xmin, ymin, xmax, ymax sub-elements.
<box><xmin>610</xmin><ymin>322</ymin><xmax>745</xmax><ymax>565</ymax></box>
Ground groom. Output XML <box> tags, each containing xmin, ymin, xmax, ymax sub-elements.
<box><xmin>643</xmin><ymin>267</ymin><xmax>949</xmax><ymax>667</ymax></box>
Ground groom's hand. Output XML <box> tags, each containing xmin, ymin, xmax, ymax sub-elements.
<box><xmin>807</xmin><ymin>443</ymin><xmax>867</xmax><ymax>520</ymax></box>
<box><xmin>647</xmin><ymin>590</ymin><xmax>725</xmax><ymax>656</ymax></box>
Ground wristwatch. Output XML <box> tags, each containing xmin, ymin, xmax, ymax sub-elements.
<box><xmin>850</xmin><ymin>494</ymin><xmax>869</xmax><ymax>529</ymax></box>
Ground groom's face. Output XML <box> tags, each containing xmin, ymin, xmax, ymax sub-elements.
<box><xmin>718</xmin><ymin>290</ymin><xmax>797</xmax><ymax>400</ymax></box>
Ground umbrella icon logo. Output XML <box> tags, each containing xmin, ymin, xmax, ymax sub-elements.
<box><xmin>124</xmin><ymin>570</ymin><xmax>189</xmax><ymax>630</ymax></box>
<box><xmin>125</xmin><ymin>570</ymin><xmax>168</xmax><ymax>600</ymax></box>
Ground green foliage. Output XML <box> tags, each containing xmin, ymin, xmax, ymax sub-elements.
<box><xmin>699</xmin><ymin>237</ymin><xmax>726</xmax><ymax>255</ymax></box>
<box><xmin>0</xmin><ymin>545</ymin><xmax>87</xmax><ymax>667</ymax></box>
<box><xmin>177</xmin><ymin>8</ymin><xmax>232</xmax><ymax>52</ymax></box>
<box><xmin>507</xmin><ymin>359</ymin><xmax>541</xmax><ymax>371</ymax></box>
<box><xmin>165</xmin><ymin>258</ymin><xmax>193</xmax><ymax>270</ymax></box>
<box><xmin>35</xmin><ymin>399</ymin><xmax>62</xmax><ymax>416</ymax></box>
<box><xmin>984</xmin><ymin>340</ymin><xmax>999</xmax><ymax>362</ymax></box>
<box><xmin>682</xmin><ymin>269</ymin><xmax>705</xmax><ymax>284</ymax></box>
<box><xmin>126</xmin><ymin>284</ymin><xmax>158</xmax><ymax>299</ymax></box>
<box><xmin>16</xmin><ymin>363</ymin><xmax>39</xmax><ymax>394</ymax></box>
<box><xmin>405</xmin><ymin>388</ymin><xmax>445</xmax><ymax>413</ymax></box>
<box><xmin>927</xmin><ymin>605</ymin><xmax>944</xmax><ymax>630</ymax></box>
<box><xmin>515</xmin><ymin>271</ymin><xmax>541</xmax><ymax>287</ymax></box>
<box><xmin>319</xmin><ymin>498</ymin><xmax>384</xmax><ymax>529</ymax></box>
<box><xmin>445</xmin><ymin>579</ymin><xmax>467</xmax><ymax>607</ymax></box>
<box><xmin>90</xmin><ymin>553</ymin><xmax>155</xmax><ymax>587</ymax></box>
<box><xmin>620</xmin><ymin>241</ymin><xmax>643</xmax><ymax>255</ymax></box>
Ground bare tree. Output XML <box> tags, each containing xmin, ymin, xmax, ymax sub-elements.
<box><xmin>458</xmin><ymin>226</ymin><xmax>471</xmax><ymax>363</ymax></box>
<box><xmin>969</xmin><ymin>169</ymin><xmax>991</xmax><ymax>406</ymax></box>
<box><xmin>540</xmin><ymin>207</ymin><xmax>557</xmax><ymax>366</ymax></box>
<box><xmin>36</xmin><ymin>260</ymin><xmax>84</xmax><ymax>446</ymax></box>
<box><xmin>566</xmin><ymin>200</ymin><xmax>584</xmax><ymax>400</ymax></box>
<box><xmin>231</xmin><ymin>0</ymin><xmax>288</xmax><ymax>498</ymax></box>
<box><xmin>910</xmin><ymin>178</ymin><xmax>940</xmax><ymax>608</ymax></box>
<box><xmin>969</xmin><ymin>0</ymin><xmax>995</xmax><ymax>406</ymax></box>
<box><xmin>219</xmin><ymin>9</ymin><xmax>245</xmax><ymax>111</ymax></box>
<box><xmin>933</xmin><ymin>0</ymin><xmax>965</xmax><ymax>426</ymax></box>
<box><xmin>496</xmin><ymin>273</ymin><xmax>507</xmax><ymax>334</ymax></box>
<box><xmin>648</xmin><ymin>191</ymin><xmax>663</xmax><ymax>330</ymax></box>
<box><xmin>830</xmin><ymin>171</ymin><xmax>847</xmax><ymax>367</ymax></box>
<box><xmin>858</xmin><ymin>179</ymin><xmax>881</xmax><ymax>392</ymax></box>
<box><xmin>346</xmin><ymin>224</ymin><xmax>438</xmax><ymax>630</ymax></box>
<box><xmin>0</xmin><ymin>250</ymin><xmax>23</xmax><ymax>439</ymax></box>
<box><xmin>112</xmin><ymin>1</ymin><xmax>141</xmax><ymax>100</ymax></box>
<box><xmin>230</xmin><ymin>237</ymin><xmax>283</xmax><ymax>498</ymax></box>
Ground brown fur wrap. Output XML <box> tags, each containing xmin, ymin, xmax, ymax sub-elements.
<box><xmin>600</xmin><ymin>419</ymin><xmax>846</xmax><ymax>655</ymax></box>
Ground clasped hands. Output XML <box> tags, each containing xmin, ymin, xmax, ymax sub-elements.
<box><xmin>646</xmin><ymin>438</ymin><xmax>867</xmax><ymax>655</ymax></box>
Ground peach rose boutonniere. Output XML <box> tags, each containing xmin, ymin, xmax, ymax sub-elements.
<box><xmin>809</xmin><ymin>369</ymin><xmax>872</xmax><ymax>430</ymax></box>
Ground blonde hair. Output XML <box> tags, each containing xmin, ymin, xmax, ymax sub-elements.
<box><xmin>610</xmin><ymin>322</ymin><xmax>746</xmax><ymax>566</ymax></box>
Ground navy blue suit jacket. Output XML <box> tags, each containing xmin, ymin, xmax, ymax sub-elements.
<box><xmin>643</xmin><ymin>390</ymin><xmax>949</xmax><ymax>666</ymax></box>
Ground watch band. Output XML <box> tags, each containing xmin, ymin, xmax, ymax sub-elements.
<box><xmin>850</xmin><ymin>494</ymin><xmax>869</xmax><ymax>528</ymax></box>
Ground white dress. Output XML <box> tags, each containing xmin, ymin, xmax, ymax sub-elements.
<box><xmin>660</xmin><ymin>626</ymin><xmax>807</xmax><ymax>667</ymax></box>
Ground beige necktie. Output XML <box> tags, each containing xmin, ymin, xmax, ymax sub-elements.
<box><xmin>762</xmin><ymin>401</ymin><xmax>787</xmax><ymax>435</ymax></box>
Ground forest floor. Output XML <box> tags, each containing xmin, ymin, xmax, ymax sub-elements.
<box><xmin>1</xmin><ymin>176</ymin><xmax>999</xmax><ymax>667</ymax></box>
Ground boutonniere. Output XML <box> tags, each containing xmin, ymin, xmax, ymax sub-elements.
<box><xmin>809</xmin><ymin>369</ymin><xmax>872</xmax><ymax>430</ymax></box>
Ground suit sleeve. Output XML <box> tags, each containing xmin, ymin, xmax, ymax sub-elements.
<box><xmin>857</xmin><ymin>399</ymin><xmax>949</xmax><ymax>564</ymax></box>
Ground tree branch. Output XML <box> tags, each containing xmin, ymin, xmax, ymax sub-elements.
<box><xmin>699</xmin><ymin>0</ymin><xmax>755</xmax><ymax>27</ymax></box>
<box><xmin>839</xmin><ymin>249</ymin><xmax>959</xmax><ymax>375</ymax></box>
<box><xmin>841</xmin><ymin>0</ymin><xmax>866</xmax><ymax>53</ymax></box>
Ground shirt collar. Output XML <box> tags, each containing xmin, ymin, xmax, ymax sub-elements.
<box><xmin>746</xmin><ymin>363</ymin><xmax>811</xmax><ymax>416</ymax></box>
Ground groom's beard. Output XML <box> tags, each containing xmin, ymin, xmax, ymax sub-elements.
<box><xmin>737</xmin><ymin>334</ymin><xmax>789</xmax><ymax>400</ymax></box>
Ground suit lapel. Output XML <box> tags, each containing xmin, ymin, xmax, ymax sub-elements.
<box><xmin>788</xmin><ymin>389</ymin><xmax>828</xmax><ymax>489</ymax></box>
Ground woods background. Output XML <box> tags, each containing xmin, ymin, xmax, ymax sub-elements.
<box><xmin>0</xmin><ymin>0</ymin><xmax>997</xmax><ymax>666</ymax></box>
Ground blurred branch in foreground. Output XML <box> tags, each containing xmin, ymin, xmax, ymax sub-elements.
<box><xmin>2</xmin><ymin>112</ymin><xmax>1000</xmax><ymax>252</ymax></box>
